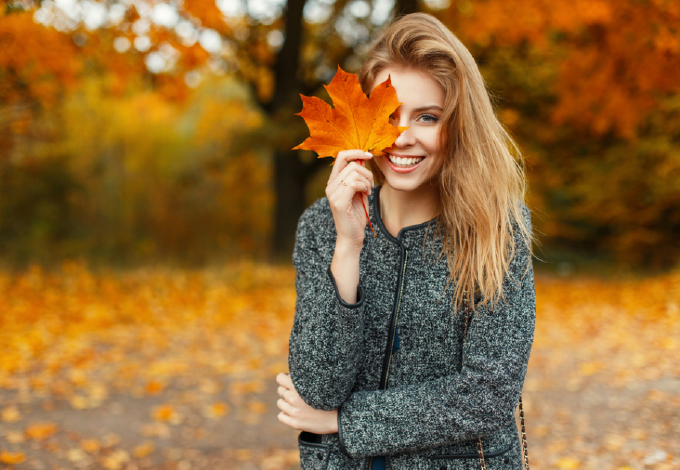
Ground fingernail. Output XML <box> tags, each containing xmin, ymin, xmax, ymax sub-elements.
<box><xmin>365</xmin><ymin>152</ymin><xmax>372</xmax><ymax>157</ymax></box>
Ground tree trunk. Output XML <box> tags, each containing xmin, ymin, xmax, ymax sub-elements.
<box><xmin>270</xmin><ymin>0</ymin><xmax>416</xmax><ymax>259</ymax></box>
<box><xmin>395</xmin><ymin>0</ymin><xmax>419</xmax><ymax>15</ymax></box>
<box><xmin>268</xmin><ymin>0</ymin><xmax>309</xmax><ymax>259</ymax></box>
<box><xmin>272</xmin><ymin>150</ymin><xmax>307</xmax><ymax>260</ymax></box>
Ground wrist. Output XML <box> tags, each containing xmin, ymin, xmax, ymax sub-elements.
<box><xmin>334</xmin><ymin>238</ymin><xmax>363</xmax><ymax>258</ymax></box>
<box><xmin>329</xmin><ymin>409</ymin><xmax>339</xmax><ymax>434</ymax></box>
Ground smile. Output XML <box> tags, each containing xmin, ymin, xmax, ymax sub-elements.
<box><xmin>387</xmin><ymin>155</ymin><xmax>424</xmax><ymax>168</ymax></box>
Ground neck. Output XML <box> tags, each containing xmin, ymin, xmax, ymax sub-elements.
<box><xmin>379</xmin><ymin>182</ymin><xmax>440</xmax><ymax>236</ymax></box>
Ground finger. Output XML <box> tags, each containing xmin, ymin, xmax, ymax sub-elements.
<box><xmin>276</xmin><ymin>373</ymin><xmax>294</xmax><ymax>389</ymax></box>
<box><xmin>277</xmin><ymin>386</ymin><xmax>288</xmax><ymax>399</ymax></box>
<box><xmin>329</xmin><ymin>150</ymin><xmax>373</xmax><ymax>182</ymax></box>
<box><xmin>333</xmin><ymin>161</ymin><xmax>374</xmax><ymax>188</ymax></box>
<box><xmin>277</xmin><ymin>398</ymin><xmax>298</xmax><ymax>416</ymax></box>
<box><xmin>277</xmin><ymin>411</ymin><xmax>299</xmax><ymax>430</ymax></box>
<box><xmin>337</xmin><ymin>172</ymin><xmax>372</xmax><ymax>196</ymax></box>
<box><xmin>329</xmin><ymin>175</ymin><xmax>372</xmax><ymax>212</ymax></box>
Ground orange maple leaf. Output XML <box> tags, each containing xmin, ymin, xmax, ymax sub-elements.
<box><xmin>293</xmin><ymin>66</ymin><xmax>407</xmax><ymax>237</ymax></box>
<box><xmin>293</xmin><ymin>66</ymin><xmax>407</xmax><ymax>158</ymax></box>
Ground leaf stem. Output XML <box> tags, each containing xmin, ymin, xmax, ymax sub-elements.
<box><xmin>355</xmin><ymin>159</ymin><xmax>377</xmax><ymax>238</ymax></box>
<box><xmin>362</xmin><ymin>198</ymin><xmax>377</xmax><ymax>238</ymax></box>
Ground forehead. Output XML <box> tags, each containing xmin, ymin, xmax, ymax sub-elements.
<box><xmin>371</xmin><ymin>67</ymin><xmax>445</xmax><ymax>107</ymax></box>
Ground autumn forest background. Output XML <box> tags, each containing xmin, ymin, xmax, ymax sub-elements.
<box><xmin>1</xmin><ymin>0</ymin><xmax>679</xmax><ymax>469</ymax></box>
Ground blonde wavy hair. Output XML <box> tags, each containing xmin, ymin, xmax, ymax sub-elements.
<box><xmin>358</xmin><ymin>13</ymin><xmax>535</xmax><ymax>313</ymax></box>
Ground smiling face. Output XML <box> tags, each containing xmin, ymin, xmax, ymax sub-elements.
<box><xmin>372</xmin><ymin>67</ymin><xmax>446</xmax><ymax>193</ymax></box>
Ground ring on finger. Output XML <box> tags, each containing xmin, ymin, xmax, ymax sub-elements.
<box><xmin>341</xmin><ymin>180</ymin><xmax>347</xmax><ymax>186</ymax></box>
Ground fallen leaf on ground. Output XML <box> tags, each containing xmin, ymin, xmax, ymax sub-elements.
<box><xmin>0</xmin><ymin>451</ymin><xmax>26</xmax><ymax>464</ymax></box>
<box><xmin>1</xmin><ymin>405</ymin><xmax>21</xmax><ymax>422</ymax></box>
<box><xmin>80</xmin><ymin>438</ymin><xmax>100</xmax><ymax>454</ymax></box>
<box><xmin>133</xmin><ymin>441</ymin><xmax>155</xmax><ymax>458</ymax></box>
<box><xmin>25</xmin><ymin>422</ymin><xmax>57</xmax><ymax>440</ymax></box>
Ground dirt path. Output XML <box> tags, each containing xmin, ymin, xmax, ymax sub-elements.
<box><xmin>2</xmin><ymin>267</ymin><xmax>678</xmax><ymax>469</ymax></box>
<box><xmin>2</xmin><ymin>369</ymin><xmax>679</xmax><ymax>470</ymax></box>
<box><xmin>1</xmin><ymin>374</ymin><xmax>300</xmax><ymax>470</ymax></box>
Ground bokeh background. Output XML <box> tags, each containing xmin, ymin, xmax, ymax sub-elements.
<box><xmin>0</xmin><ymin>0</ymin><xmax>679</xmax><ymax>469</ymax></box>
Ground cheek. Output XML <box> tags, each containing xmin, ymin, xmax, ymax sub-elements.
<box><xmin>373</xmin><ymin>155</ymin><xmax>389</xmax><ymax>173</ymax></box>
<box><xmin>426</xmin><ymin>155</ymin><xmax>446</xmax><ymax>180</ymax></box>
<box><xmin>423</xmin><ymin>128</ymin><xmax>442</xmax><ymax>155</ymax></box>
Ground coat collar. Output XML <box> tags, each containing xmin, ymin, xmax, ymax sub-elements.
<box><xmin>369</xmin><ymin>185</ymin><xmax>439</xmax><ymax>248</ymax></box>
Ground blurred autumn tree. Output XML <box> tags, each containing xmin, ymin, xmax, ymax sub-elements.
<box><xmin>0</xmin><ymin>0</ymin><xmax>678</xmax><ymax>267</ymax></box>
<box><xmin>437</xmin><ymin>0</ymin><xmax>680</xmax><ymax>266</ymax></box>
<box><xmin>1</xmin><ymin>0</ymin><xmax>417</xmax><ymax>263</ymax></box>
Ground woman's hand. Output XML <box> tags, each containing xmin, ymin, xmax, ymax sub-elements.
<box><xmin>276</xmin><ymin>373</ymin><xmax>339</xmax><ymax>435</ymax></box>
<box><xmin>326</xmin><ymin>150</ymin><xmax>374</xmax><ymax>250</ymax></box>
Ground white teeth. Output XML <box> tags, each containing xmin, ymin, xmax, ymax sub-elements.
<box><xmin>388</xmin><ymin>155</ymin><xmax>424</xmax><ymax>167</ymax></box>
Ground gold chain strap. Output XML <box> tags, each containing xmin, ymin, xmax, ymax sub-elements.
<box><xmin>519</xmin><ymin>396</ymin><xmax>530</xmax><ymax>470</ymax></box>
<box><xmin>476</xmin><ymin>438</ymin><xmax>487</xmax><ymax>470</ymax></box>
<box><xmin>463</xmin><ymin>291</ymin><xmax>530</xmax><ymax>470</ymax></box>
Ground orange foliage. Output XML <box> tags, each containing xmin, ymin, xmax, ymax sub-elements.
<box><xmin>293</xmin><ymin>67</ymin><xmax>407</xmax><ymax>158</ymax></box>
<box><xmin>182</xmin><ymin>0</ymin><xmax>231</xmax><ymax>35</ymax></box>
<box><xmin>0</xmin><ymin>262</ymin><xmax>296</xmax><ymax>387</ymax></box>
<box><xmin>24</xmin><ymin>422</ymin><xmax>58</xmax><ymax>441</ymax></box>
<box><xmin>0</xmin><ymin>451</ymin><xmax>26</xmax><ymax>464</ymax></box>
<box><xmin>0</xmin><ymin>263</ymin><xmax>678</xmax><ymax>467</ymax></box>
<box><xmin>0</xmin><ymin>10</ymin><xmax>81</xmax><ymax>106</ymax></box>
<box><xmin>444</xmin><ymin>0</ymin><xmax>680</xmax><ymax>139</ymax></box>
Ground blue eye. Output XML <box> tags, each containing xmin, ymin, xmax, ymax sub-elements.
<box><xmin>420</xmin><ymin>114</ymin><xmax>439</xmax><ymax>123</ymax></box>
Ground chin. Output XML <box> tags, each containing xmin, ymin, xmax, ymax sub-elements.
<box><xmin>382</xmin><ymin>175</ymin><xmax>432</xmax><ymax>193</ymax></box>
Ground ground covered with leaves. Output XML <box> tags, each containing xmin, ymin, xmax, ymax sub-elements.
<box><xmin>1</xmin><ymin>262</ymin><xmax>678</xmax><ymax>470</ymax></box>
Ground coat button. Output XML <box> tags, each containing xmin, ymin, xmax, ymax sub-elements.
<box><xmin>317</xmin><ymin>452</ymin><xmax>323</xmax><ymax>460</ymax></box>
<box><xmin>504</xmin><ymin>457</ymin><xmax>510</xmax><ymax>464</ymax></box>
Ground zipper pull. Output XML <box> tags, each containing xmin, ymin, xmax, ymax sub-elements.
<box><xmin>392</xmin><ymin>326</ymin><xmax>400</xmax><ymax>353</ymax></box>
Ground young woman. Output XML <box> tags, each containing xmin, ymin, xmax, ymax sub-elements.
<box><xmin>276</xmin><ymin>12</ymin><xmax>536</xmax><ymax>470</ymax></box>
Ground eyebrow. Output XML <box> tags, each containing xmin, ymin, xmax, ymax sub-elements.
<box><xmin>411</xmin><ymin>105</ymin><xmax>443</xmax><ymax>113</ymax></box>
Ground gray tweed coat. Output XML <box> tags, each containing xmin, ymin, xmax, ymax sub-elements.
<box><xmin>288</xmin><ymin>186</ymin><xmax>536</xmax><ymax>470</ymax></box>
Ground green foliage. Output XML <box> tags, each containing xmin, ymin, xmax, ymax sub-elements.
<box><xmin>0</xmin><ymin>76</ymin><xmax>271</xmax><ymax>266</ymax></box>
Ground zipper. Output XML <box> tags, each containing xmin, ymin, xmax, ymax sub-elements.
<box><xmin>383</xmin><ymin>249</ymin><xmax>408</xmax><ymax>389</ymax></box>
<box><xmin>369</xmin><ymin>248</ymin><xmax>408</xmax><ymax>470</ymax></box>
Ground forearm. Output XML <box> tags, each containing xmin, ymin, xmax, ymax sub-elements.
<box><xmin>337</xmin><ymin>362</ymin><xmax>526</xmax><ymax>457</ymax></box>
<box><xmin>289</xmin><ymin>213</ymin><xmax>367</xmax><ymax>410</ymax></box>
<box><xmin>330</xmin><ymin>240</ymin><xmax>362</xmax><ymax>304</ymax></box>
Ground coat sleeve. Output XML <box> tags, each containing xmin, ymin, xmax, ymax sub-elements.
<box><xmin>337</xmin><ymin>205</ymin><xmax>536</xmax><ymax>458</ymax></box>
<box><xmin>287</xmin><ymin>202</ymin><xmax>366</xmax><ymax>411</ymax></box>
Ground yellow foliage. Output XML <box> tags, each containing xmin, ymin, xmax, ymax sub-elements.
<box><xmin>556</xmin><ymin>457</ymin><xmax>581</xmax><ymax>469</ymax></box>
<box><xmin>1</xmin><ymin>405</ymin><xmax>21</xmax><ymax>422</ymax></box>
<box><xmin>0</xmin><ymin>263</ymin><xmax>676</xmax><ymax>467</ymax></box>
<box><xmin>132</xmin><ymin>441</ymin><xmax>155</xmax><ymax>459</ymax></box>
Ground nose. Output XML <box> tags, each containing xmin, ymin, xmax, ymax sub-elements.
<box><xmin>394</xmin><ymin>126</ymin><xmax>416</xmax><ymax>148</ymax></box>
